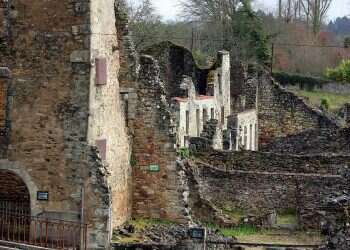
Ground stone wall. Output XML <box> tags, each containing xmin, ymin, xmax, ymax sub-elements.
<box><xmin>0</xmin><ymin>68</ymin><xmax>10</xmax><ymax>157</ymax></box>
<box><xmin>0</xmin><ymin>1</ymin><xmax>132</xmax><ymax>248</ymax></box>
<box><xmin>261</xmin><ymin>127</ymin><xmax>350</xmax><ymax>155</ymax></box>
<box><xmin>115</xmin><ymin>0</ymin><xmax>139</xmax><ymax>89</ymax></box>
<box><xmin>132</xmin><ymin>55</ymin><xmax>185</xmax><ymax>221</ymax></box>
<box><xmin>142</xmin><ymin>42</ymin><xmax>206</xmax><ymax>99</ymax></box>
<box><xmin>337</xmin><ymin>103</ymin><xmax>350</xmax><ymax>126</ymax></box>
<box><xmin>318</xmin><ymin>182</ymin><xmax>350</xmax><ymax>250</ymax></box>
<box><xmin>89</xmin><ymin>0</ymin><xmax>132</xmax><ymax>228</ymax></box>
<box><xmin>190</xmin><ymin>162</ymin><xmax>345</xmax><ymax>229</ymax></box>
<box><xmin>188</xmin><ymin>147</ymin><xmax>350</xmax><ymax>229</ymax></box>
<box><xmin>258</xmin><ymin>71</ymin><xmax>339</xmax><ymax>145</ymax></box>
<box><xmin>193</xmin><ymin>150</ymin><xmax>350</xmax><ymax>175</ymax></box>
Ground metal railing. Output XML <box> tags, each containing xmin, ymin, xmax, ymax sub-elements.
<box><xmin>0</xmin><ymin>209</ymin><xmax>87</xmax><ymax>250</ymax></box>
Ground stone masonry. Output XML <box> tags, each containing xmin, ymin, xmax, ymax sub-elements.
<box><xmin>132</xmin><ymin>55</ymin><xmax>185</xmax><ymax>221</ymax></box>
<box><xmin>258</xmin><ymin>70</ymin><xmax>340</xmax><ymax>145</ymax></box>
<box><xmin>0</xmin><ymin>0</ymin><xmax>132</xmax><ymax>249</ymax></box>
<box><xmin>188</xmin><ymin>141</ymin><xmax>350</xmax><ymax>229</ymax></box>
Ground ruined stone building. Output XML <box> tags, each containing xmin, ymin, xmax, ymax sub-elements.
<box><xmin>0</xmin><ymin>0</ymin><xmax>131</xmax><ymax>249</ymax></box>
<box><xmin>170</xmin><ymin>50</ymin><xmax>231</xmax><ymax>150</ymax></box>
<box><xmin>1</xmin><ymin>0</ymin><xmax>348</xmax><ymax>249</ymax></box>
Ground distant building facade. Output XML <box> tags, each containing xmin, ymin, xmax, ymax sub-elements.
<box><xmin>172</xmin><ymin>51</ymin><xmax>231</xmax><ymax>150</ymax></box>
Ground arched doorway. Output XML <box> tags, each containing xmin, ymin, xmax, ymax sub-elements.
<box><xmin>0</xmin><ymin>170</ymin><xmax>31</xmax><ymax>241</ymax></box>
<box><xmin>0</xmin><ymin>170</ymin><xmax>30</xmax><ymax>214</ymax></box>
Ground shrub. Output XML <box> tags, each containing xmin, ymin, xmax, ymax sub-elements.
<box><xmin>326</xmin><ymin>60</ymin><xmax>350</xmax><ymax>83</ymax></box>
<box><xmin>193</xmin><ymin>49</ymin><xmax>209</xmax><ymax>67</ymax></box>
<box><xmin>320</xmin><ymin>98</ymin><xmax>329</xmax><ymax>110</ymax></box>
<box><xmin>344</xmin><ymin>37</ymin><xmax>350</xmax><ymax>48</ymax></box>
<box><xmin>179</xmin><ymin>147</ymin><xmax>190</xmax><ymax>159</ymax></box>
<box><xmin>272</xmin><ymin>72</ymin><xmax>328</xmax><ymax>90</ymax></box>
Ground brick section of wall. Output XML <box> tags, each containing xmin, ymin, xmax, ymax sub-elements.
<box><xmin>258</xmin><ymin>72</ymin><xmax>339</xmax><ymax>145</ymax></box>
<box><xmin>132</xmin><ymin>55</ymin><xmax>185</xmax><ymax>222</ymax></box>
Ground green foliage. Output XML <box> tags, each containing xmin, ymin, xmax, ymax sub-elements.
<box><xmin>320</xmin><ymin>98</ymin><xmax>329</xmax><ymax>110</ymax></box>
<box><xmin>207</xmin><ymin>224</ymin><xmax>260</xmax><ymax>237</ymax></box>
<box><xmin>179</xmin><ymin>147</ymin><xmax>190</xmax><ymax>159</ymax></box>
<box><xmin>276</xmin><ymin>208</ymin><xmax>298</xmax><ymax>225</ymax></box>
<box><xmin>232</xmin><ymin>1</ymin><xmax>271</xmax><ymax>65</ymax></box>
<box><xmin>344</xmin><ymin>37</ymin><xmax>350</xmax><ymax>48</ymax></box>
<box><xmin>192</xmin><ymin>49</ymin><xmax>209</xmax><ymax>67</ymax></box>
<box><xmin>326</xmin><ymin>60</ymin><xmax>350</xmax><ymax>83</ymax></box>
<box><xmin>291</xmin><ymin>89</ymin><xmax>350</xmax><ymax>111</ymax></box>
<box><xmin>222</xmin><ymin>206</ymin><xmax>245</xmax><ymax>223</ymax></box>
<box><xmin>273</xmin><ymin>72</ymin><xmax>329</xmax><ymax>90</ymax></box>
<box><xmin>221</xmin><ymin>225</ymin><xmax>259</xmax><ymax>237</ymax></box>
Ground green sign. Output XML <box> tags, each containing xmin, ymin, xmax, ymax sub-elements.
<box><xmin>149</xmin><ymin>164</ymin><xmax>160</xmax><ymax>172</ymax></box>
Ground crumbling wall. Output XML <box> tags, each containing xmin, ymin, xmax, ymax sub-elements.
<box><xmin>192</xmin><ymin>149</ymin><xmax>350</xmax><ymax>175</ymax></box>
<box><xmin>132</xmin><ymin>55</ymin><xmax>185</xmax><ymax>221</ymax></box>
<box><xmin>190</xmin><ymin>161</ymin><xmax>346</xmax><ymax>229</ymax></box>
<box><xmin>261</xmin><ymin>127</ymin><xmax>350</xmax><ymax>155</ymax></box>
<box><xmin>258</xmin><ymin>71</ymin><xmax>339</xmax><ymax>145</ymax></box>
<box><xmin>188</xmin><ymin>145</ymin><xmax>350</xmax><ymax>229</ymax></box>
<box><xmin>337</xmin><ymin>103</ymin><xmax>350</xmax><ymax>126</ymax></box>
<box><xmin>318</xmin><ymin>178</ymin><xmax>350</xmax><ymax>250</ymax></box>
<box><xmin>142</xmin><ymin>42</ymin><xmax>210</xmax><ymax>100</ymax></box>
<box><xmin>114</xmin><ymin>0</ymin><xmax>139</xmax><ymax>89</ymax></box>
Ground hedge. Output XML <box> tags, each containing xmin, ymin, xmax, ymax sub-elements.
<box><xmin>272</xmin><ymin>72</ymin><xmax>329</xmax><ymax>91</ymax></box>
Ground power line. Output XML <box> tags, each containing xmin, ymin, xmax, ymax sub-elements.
<box><xmin>6</xmin><ymin>29</ymin><xmax>350</xmax><ymax>49</ymax></box>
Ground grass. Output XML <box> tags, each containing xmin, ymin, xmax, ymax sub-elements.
<box><xmin>221</xmin><ymin>206</ymin><xmax>245</xmax><ymax>223</ymax></box>
<box><xmin>276</xmin><ymin>208</ymin><xmax>298</xmax><ymax>226</ymax></box>
<box><xmin>290</xmin><ymin>88</ymin><xmax>350</xmax><ymax>111</ymax></box>
<box><xmin>237</xmin><ymin>229</ymin><xmax>323</xmax><ymax>246</ymax></box>
<box><xmin>207</xmin><ymin>224</ymin><xmax>260</xmax><ymax>237</ymax></box>
<box><xmin>220</xmin><ymin>225</ymin><xmax>260</xmax><ymax>237</ymax></box>
<box><xmin>277</xmin><ymin>214</ymin><xmax>298</xmax><ymax>225</ymax></box>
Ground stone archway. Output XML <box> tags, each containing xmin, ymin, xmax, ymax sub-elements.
<box><xmin>0</xmin><ymin>170</ymin><xmax>31</xmax><ymax>215</ymax></box>
<box><xmin>0</xmin><ymin>160</ymin><xmax>40</xmax><ymax>216</ymax></box>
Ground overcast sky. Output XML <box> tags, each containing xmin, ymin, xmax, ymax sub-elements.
<box><xmin>147</xmin><ymin>0</ymin><xmax>349</xmax><ymax>21</ymax></box>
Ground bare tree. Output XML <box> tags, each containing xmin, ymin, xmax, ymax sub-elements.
<box><xmin>300</xmin><ymin>0</ymin><xmax>333</xmax><ymax>34</ymax></box>
<box><xmin>279</xmin><ymin>0</ymin><xmax>283</xmax><ymax>18</ymax></box>
<box><xmin>278</xmin><ymin>0</ymin><xmax>304</xmax><ymax>23</ymax></box>
<box><xmin>180</xmin><ymin>0</ymin><xmax>246</xmax><ymax>49</ymax></box>
<box><xmin>126</xmin><ymin>0</ymin><xmax>160</xmax><ymax>24</ymax></box>
<box><xmin>125</xmin><ymin>0</ymin><xmax>163</xmax><ymax>50</ymax></box>
<box><xmin>181</xmin><ymin>0</ymin><xmax>271</xmax><ymax>65</ymax></box>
